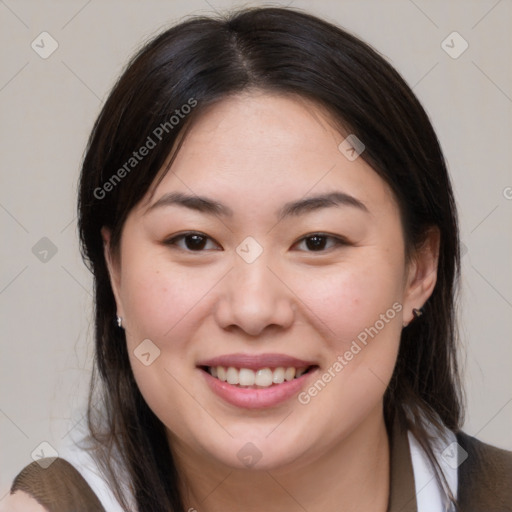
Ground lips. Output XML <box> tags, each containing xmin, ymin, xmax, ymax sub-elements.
<box><xmin>197</xmin><ymin>353</ymin><xmax>316</xmax><ymax>370</ymax></box>
<box><xmin>197</xmin><ymin>353</ymin><xmax>319</xmax><ymax>409</ymax></box>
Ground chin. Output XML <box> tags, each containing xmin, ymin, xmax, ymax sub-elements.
<box><xmin>195</xmin><ymin>425</ymin><xmax>316</xmax><ymax>472</ymax></box>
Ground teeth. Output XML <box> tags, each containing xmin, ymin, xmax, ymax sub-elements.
<box><xmin>295</xmin><ymin>367</ymin><xmax>308</xmax><ymax>378</ymax></box>
<box><xmin>255</xmin><ymin>368</ymin><xmax>273</xmax><ymax>387</ymax></box>
<box><xmin>226</xmin><ymin>367</ymin><xmax>239</xmax><ymax>385</ymax></box>
<box><xmin>208</xmin><ymin>365</ymin><xmax>310</xmax><ymax>387</ymax></box>
<box><xmin>284</xmin><ymin>367</ymin><xmax>296</xmax><ymax>381</ymax></box>
<box><xmin>217</xmin><ymin>366</ymin><xmax>227</xmax><ymax>382</ymax></box>
<box><xmin>272</xmin><ymin>367</ymin><xmax>285</xmax><ymax>384</ymax></box>
<box><xmin>239</xmin><ymin>368</ymin><xmax>255</xmax><ymax>386</ymax></box>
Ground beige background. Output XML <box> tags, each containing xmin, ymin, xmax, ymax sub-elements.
<box><xmin>1</xmin><ymin>0</ymin><xmax>511</xmax><ymax>500</ymax></box>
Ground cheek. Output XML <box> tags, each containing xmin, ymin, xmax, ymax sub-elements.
<box><xmin>296</xmin><ymin>256</ymin><xmax>405</xmax><ymax>350</ymax></box>
<box><xmin>117</xmin><ymin>252</ymin><xmax>230</xmax><ymax>386</ymax></box>
<box><xmin>292</xmin><ymin>258</ymin><xmax>404</xmax><ymax>425</ymax></box>
<box><xmin>120</xmin><ymin>252</ymin><xmax>217</xmax><ymax>342</ymax></box>
<box><xmin>118</xmin><ymin>258</ymin><xmax>219</xmax><ymax>440</ymax></box>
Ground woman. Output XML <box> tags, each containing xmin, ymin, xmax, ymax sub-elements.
<box><xmin>3</xmin><ymin>6</ymin><xmax>511</xmax><ymax>512</ymax></box>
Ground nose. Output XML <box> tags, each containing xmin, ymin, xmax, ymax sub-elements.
<box><xmin>214</xmin><ymin>256</ymin><xmax>295</xmax><ymax>337</ymax></box>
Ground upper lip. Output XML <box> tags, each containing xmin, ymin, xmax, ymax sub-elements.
<box><xmin>197</xmin><ymin>353</ymin><xmax>317</xmax><ymax>370</ymax></box>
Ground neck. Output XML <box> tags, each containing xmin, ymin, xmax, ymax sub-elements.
<box><xmin>173</xmin><ymin>407</ymin><xmax>390</xmax><ymax>512</ymax></box>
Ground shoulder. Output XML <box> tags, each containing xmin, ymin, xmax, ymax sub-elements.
<box><xmin>4</xmin><ymin>456</ymin><xmax>106</xmax><ymax>512</ymax></box>
<box><xmin>0</xmin><ymin>490</ymin><xmax>48</xmax><ymax>512</ymax></box>
<box><xmin>58</xmin><ymin>435</ymin><xmax>134</xmax><ymax>511</ymax></box>
<box><xmin>456</xmin><ymin>431</ymin><xmax>512</xmax><ymax>511</ymax></box>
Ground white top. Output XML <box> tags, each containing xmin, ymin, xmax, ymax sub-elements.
<box><xmin>409</xmin><ymin>428</ymin><xmax>458</xmax><ymax>511</ymax></box>
<box><xmin>60</xmin><ymin>422</ymin><xmax>459</xmax><ymax>512</ymax></box>
<box><xmin>59</xmin><ymin>430</ymin><xmax>128</xmax><ymax>512</ymax></box>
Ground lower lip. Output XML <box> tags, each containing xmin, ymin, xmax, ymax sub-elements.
<box><xmin>200</xmin><ymin>368</ymin><xmax>317</xmax><ymax>409</ymax></box>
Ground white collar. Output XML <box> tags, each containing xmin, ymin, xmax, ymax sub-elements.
<box><xmin>60</xmin><ymin>425</ymin><xmax>130</xmax><ymax>512</ymax></box>
<box><xmin>408</xmin><ymin>428</ymin><xmax>458</xmax><ymax>511</ymax></box>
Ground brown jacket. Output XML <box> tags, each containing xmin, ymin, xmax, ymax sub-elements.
<box><xmin>388</xmin><ymin>427</ymin><xmax>512</xmax><ymax>512</ymax></box>
<box><xmin>5</xmin><ymin>429</ymin><xmax>512</xmax><ymax>512</ymax></box>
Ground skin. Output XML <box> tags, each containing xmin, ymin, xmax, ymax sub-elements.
<box><xmin>103</xmin><ymin>91</ymin><xmax>439</xmax><ymax>512</ymax></box>
<box><xmin>0</xmin><ymin>491</ymin><xmax>48</xmax><ymax>512</ymax></box>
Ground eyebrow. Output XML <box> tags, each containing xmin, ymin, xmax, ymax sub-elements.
<box><xmin>145</xmin><ymin>190</ymin><xmax>369</xmax><ymax>220</ymax></box>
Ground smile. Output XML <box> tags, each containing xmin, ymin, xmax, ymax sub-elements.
<box><xmin>205</xmin><ymin>365</ymin><xmax>313</xmax><ymax>388</ymax></box>
<box><xmin>196</xmin><ymin>353</ymin><xmax>319</xmax><ymax>409</ymax></box>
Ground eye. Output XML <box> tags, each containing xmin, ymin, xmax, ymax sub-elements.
<box><xmin>164</xmin><ymin>232</ymin><xmax>347</xmax><ymax>253</ymax></box>
<box><xmin>293</xmin><ymin>233</ymin><xmax>347</xmax><ymax>252</ymax></box>
<box><xmin>164</xmin><ymin>232</ymin><xmax>221</xmax><ymax>252</ymax></box>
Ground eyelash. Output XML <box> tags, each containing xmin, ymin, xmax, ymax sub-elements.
<box><xmin>163</xmin><ymin>231</ymin><xmax>349</xmax><ymax>253</ymax></box>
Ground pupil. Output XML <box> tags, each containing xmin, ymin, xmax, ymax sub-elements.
<box><xmin>306</xmin><ymin>236</ymin><xmax>326</xmax><ymax>251</ymax></box>
<box><xmin>186</xmin><ymin>234</ymin><xmax>206</xmax><ymax>250</ymax></box>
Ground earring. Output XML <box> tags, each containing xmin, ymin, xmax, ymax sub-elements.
<box><xmin>402</xmin><ymin>307</ymin><xmax>424</xmax><ymax>328</ymax></box>
<box><xmin>412</xmin><ymin>307</ymin><xmax>424</xmax><ymax>318</ymax></box>
<box><xmin>116</xmin><ymin>315</ymin><xmax>123</xmax><ymax>328</ymax></box>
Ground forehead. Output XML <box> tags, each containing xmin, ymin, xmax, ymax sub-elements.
<box><xmin>141</xmin><ymin>92</ymin><xmax>398</xmax><ymax>220</ymax></box>
<box><xmin>173</xmin><ymin>92</ymin><xmax>343</xmax><ymax>171</ymax></box>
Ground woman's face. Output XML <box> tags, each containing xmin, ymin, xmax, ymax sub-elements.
<box><xmin>104</xmin><ymin>92</ymin><xmax>437</xmax><ymax>471</ymax></box>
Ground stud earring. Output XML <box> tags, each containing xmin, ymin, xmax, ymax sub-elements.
<box><xmin>403</xmin><ymin>307</ymin><xmax>425</xmax><ymax>328</ymax></box>
<box><xmin>412</xmin><ymin>307</ymin><xmax>424</xmax><ymax>318</ymax></box>
<box><xmin>116</xmin><ymin>315</ymin><xmax>123</xmax><ymax>328</ymax></box>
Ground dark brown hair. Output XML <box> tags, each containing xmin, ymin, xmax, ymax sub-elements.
<box><xmin>78</xmin><ymin>7</ymin><xmax>463</xmax><ymax>511</ymax></box>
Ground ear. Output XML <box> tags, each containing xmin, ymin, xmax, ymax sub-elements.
<box><xmin>101</xmin><ymin>226</ymin><xmax>124</xmax><ymax>318</ymax></box>
<box><xmin>402</xmin><ymin>227</ymin><xmax>440</xmax><ymax>325</ymax></box>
